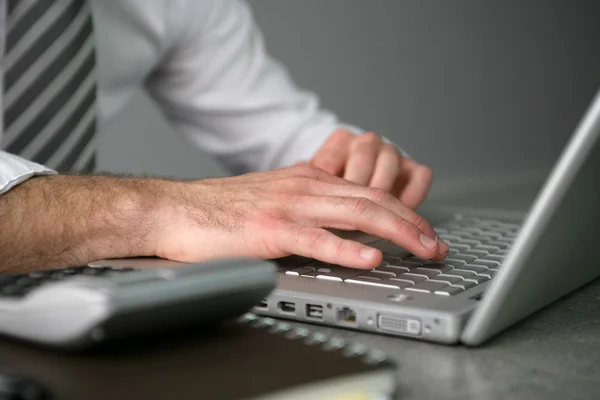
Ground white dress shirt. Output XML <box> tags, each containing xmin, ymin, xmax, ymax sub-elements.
<box><xmin>0</xmin><ymin>0</ymin><xmax>364</xmax><ymax>195</ymax></box>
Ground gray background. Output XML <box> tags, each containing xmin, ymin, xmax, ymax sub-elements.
<box><xmin>96</xmin><ymin>0</ymin><xmax>600</xmax><ymax>206</ymax></box>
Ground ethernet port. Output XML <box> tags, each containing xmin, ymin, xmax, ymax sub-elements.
<box><xmin>336</xmin><ymin>307</ymin><xmax>357</xmax><ymax>326</ymax></box>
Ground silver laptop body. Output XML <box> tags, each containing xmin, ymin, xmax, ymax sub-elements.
<box><xmin>254</xmin><ymin>87</ymin><xmax>600</xmax><ymax>345</ymax></box>
<box><xmin>97</xmin><ymin>88</ymin><xmax>600</xmax><ymax>346</ymax></box>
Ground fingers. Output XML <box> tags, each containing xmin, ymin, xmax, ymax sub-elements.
<box><xmin>311</xmin><ymin>129</ymin><xmax>353</xmax><ymax>175</ymax></box>
<box><xmin>397</xmin><ymin>159</ymin><xmax>433</xmax><ymax>209</ymax></box>
<box><xmin>369</xmin><ymin>144</ymin><xmax>403</xmax><ymax>192</ymax></box>
<box><xmin>284</xmin><ymin>195</ymin><xmax>443</xmax><ymax>261</ymax></box>
<box><xmin>280</xmin><ymin>224</ymin><xmax>383</xmax><ymax>269</ymax></box>
<box><xmin>343</xmin><ymin>132</ymin><xmax>382</xmax><ymax>185</ymax></box>
<box><xmin>290</xmin><ymin>179</ymin><xmax>438</xmax><ymax>239</ymax></box>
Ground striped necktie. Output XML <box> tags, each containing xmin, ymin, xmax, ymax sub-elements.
<box><xmin>2</xmin><ymin>0</ymin><xmax>97</xmax><ymax>172</ymax></box>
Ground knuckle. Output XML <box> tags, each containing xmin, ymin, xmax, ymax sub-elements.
<box><xmin>288</xmin><ymin>176</ymin><xmax>316</xmax><ymax>191</ymax></box>
<box><xmin>409</xmin><ymin>213</ymin><xmax>427</xmax><ymax>230</ymax></box>
<box><xmin>366</xmin><ymin>187</ymin><xmax>391</xmax><ymax>202</ymax></box>
<box><xmin>294</xmin><ymin>163</ymin><xmax>320</xmax><ymax>176</ymax></box>
<box><xmin>333</xmin><ymin>129</ymin><xmax>352</xmax><ymax>140</ymax></box>
<box><xmin>382</xmin><ymin>143</ymin><xmax>398</xmax><ymax>153</ymax></box>
<box><xmin>316</xmin><ymin>157</ymin><xmax>339</xmax><ymax>172</ymax></box>
<box><xmin>347</xmin><ymin>197</ymin><xmax>373</xmax><ymax>216</ymax></box>
<box><xmin>361</xmin><ymin>132</ymin><xmax>380</xmax><ymax>143</ymax></box>
<box><xmin>420</xmin><ymin>165</ymin><xmax>433</xmax><ymax>181</ymax></box>
<box><xmin>303</xmin><ymin>230</ymin><xmax>329</xmax><ymax>250</ymax></box>
<box><xmin>254</xmin><ymin>208</ymin><xmax>286</xmax><ymax>231</ymax></box>
<box><xmin>392</xmin><ymin>217</ymin><xmax>416</xmax><ymax>235</ymax></box>
<box><xmin>382</xmin><ymin>144</ymin><xmax>401</xmax><ymax>160</ymax></box>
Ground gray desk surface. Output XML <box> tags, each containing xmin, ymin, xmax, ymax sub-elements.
<box><xmin>289</xmin><ymin>278</ymin><xmax>600</xmax><ymax>399</ymax></box>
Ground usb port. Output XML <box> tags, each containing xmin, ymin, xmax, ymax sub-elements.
<box><xmin>278</xmin><ymin>301</ymin><xmax>296</xmax><ymax>314</ymax></box>
<box><xmin>336</xmin><ymin>307</ymin><xmax>357</xmax><ymax>325</ymax></box>
<box><xmin>306</xmin><ymin>304</ymin><xmax>323</xmax><ymax>319</ymax></box>
<box><xmin>256</xmin><ymin>299</ymin><xmax>268</xmax><ymax>310</ymax></box>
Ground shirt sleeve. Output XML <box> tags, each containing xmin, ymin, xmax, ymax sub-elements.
<box><xmin>145</xmin><ymin>0</ymin><xmax>367</xmax><ymax>174</ymax></box>
<box><xmin>0</xmin><ymin>151</ymin><xmax>57</xmax><ymax>195</ymax></box>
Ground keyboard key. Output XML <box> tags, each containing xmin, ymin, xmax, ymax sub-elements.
<box><xmin>434</xmin><ymin>286</ymin><xmax>465</xmax><ymax>296</ymax></box>
<box><xmin>456</xmin><ymin>239</ymin><xmax>481</xmax><ymax>247</ymax></box>
<box><xmin>388</xmin><ymin>278</ymin><xmax>415</xmax><ymax>288</ymax></box>
<box><xmin>469</xmin><ymin>260</ymin><xmax>500</xmax><ymax>269</ymax></box>
<box><xmin>82</xmin><ymin>267</ymin><xmax>109</xmax><ymax>276</ymax></box>
<box><xmin>395</xmin><ymin>273</ymin><xmax>427</xmax><ymax>285</ymax></box>
<box><xmin>382</xmin><ymin>255</ymin><xmax>404</xmax><ymax>264</ymax></box>
<box><xmin>406</xmin><ymin>281</ymin><xmax>450</xmax><ymax>294</ymax></box>
<box><xmin>462</xmin><ymin>249</ymin><xmax>489</xmax><ymax>258</ymax></box>
<box><xmin>379</xmin><ymin>264</ymin><xmax>410</xmax><ymax>273</ymax></box>
<box><xmin>460</xmin><ymin>265</ymin><xmax>489</xmax><ymax>274</ymax></box>
<box><xmin>444</xmin><ymin>269</ymin><xmax>477</xmax><ymax>279</ymax></box>
<box><xmin>345</xmin><ymin>279</ymin><xmax>400</xmax><ymax>289</ymax></box>
<box><xmin>438</xmin><ymin>234</ymin><xmax>462</xmax><ymax>241</ymax></box>
<box><xmin>474</xmin><ymin>245</ymin><xmax>501</xmax><ymax>253</ymax></box>
<box><xmin>448</xmin><ymin>254</ymin><xmax>477</xmax><ymax>264</ymax></box>
<box><xmin>484</xmin><ymin>255</ymin><xmax>505</xmax><ymax>263</ymax></box>
<box><xmin>285</xmin><ymin>266</ymin><xmax>315</xmax><ymax>277</ymax></box>
<box><xmin>464</xmin><ymin>275</ymin><xmax>490</xmax><ymax>285</ymax></box>
<box><xmin>410</xmin><ymin>268</ymin><xmax>442</xmax><ymax>279</ymax></box>
<box><xmin>430</xmin><ymin>275</ymin><xmax>464</xmax><ymax>285</ymax></box>
<box><xmin>400</xmin><ymin>260</ymin><xmax>424</xmax><ymax>269</ymax></box>
<box><xmin>449</xmin><ymin>246</ymin><xmax>471</xmax><ymax>255</ymax></box>
<box><xmin>376</xmin><ymin>241</ymin><xmax>412</xmax><ymax>258</ymax></box>
<box><xmin>373</xmin><ymin>266</ymin><xmax>402</xmax><ymax>276</ymax></box>
<box><xmin>461</xmin><ymin>227</ymin><xmax>484</xmax><ymax>234</ymax></box>
<box><xmin>447</xmin><ymin>249</ymin><xmax>460</xmax><ymax>257</ymax></box>
<box><xmin>474</xmin><ymin>232</ymin><xmax>503</xmax><ymax>240</ymax></box>
<box><xmin>451</xmin><ymin>280</ymin><xmax>477</xmax><ymax>290</ymax></box>
<box><xmin>419</xmin><ymin>263</ymin><xmax>453</xmax><ymax>273</ymax></box>
<box><xmin>357</xmin><ymin>272</ymin><xmax>384</xmax><ymax>280</ymax></box>
<box><xmin>316</xmin><ymin>275</ymin><xmax>342</xmax><ymax>281</ymax></box>
<box><xmin>452</xmin><ymin>230</ymin><xmax>475</xmax><ymax>239</ymax></box>
<box><xmin>478</xmin><ymin>270</ymin><xmax>498</xmax><ymax>279</ymax></box>
<box><xmin>443</xmin><ymin>259</ymin><xmax>467</xmax><ymax>268</ymax></box>
<box><xmin>486</xmin><ymin>241</ymin><xmax>511</xmax><ymax>250</ymax></box>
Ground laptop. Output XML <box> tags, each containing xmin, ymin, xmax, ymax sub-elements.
<box><xmin>98</xmin><ymin>87</ymin><xmax>600</xmax><ymax>346</ymax></box>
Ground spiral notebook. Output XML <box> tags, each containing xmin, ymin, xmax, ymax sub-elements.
<box><xmin>0</xmin><ymin>313</ymin><xmax>397</xmax><ymax>400</ymax></box>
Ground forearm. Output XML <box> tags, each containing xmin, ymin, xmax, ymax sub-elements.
<box><xmin>0</xmin><ymin>174</ymin><xmax>167</xmax><ymax>273</ymax></box>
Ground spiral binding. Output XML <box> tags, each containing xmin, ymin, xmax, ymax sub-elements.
<box><xmin>237</xmin><ymin>313</ymin><xmax>388</xmax><ymax>365</ymax></box>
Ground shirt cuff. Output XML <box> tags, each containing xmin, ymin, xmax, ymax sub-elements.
<box><xmin>0</xmin><ymin>152</ymin><xmax>57</xmax><ymax>195</ymax></box>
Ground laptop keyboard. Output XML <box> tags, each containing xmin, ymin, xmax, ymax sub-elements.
<box><xmin>0</xmin><ymin>266</ymin><xmax>135</xmax><ymax>299</ymax></box>
<box><xmin>282</xmin><ymin>216</ymin><xmax>520</xmax><ymax>296</ymax></box>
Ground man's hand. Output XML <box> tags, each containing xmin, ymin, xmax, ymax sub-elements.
<box><xmin>0</xmin><ymin>164</ymin><xmax>448</xmax><ymax>273</ymax></box>
<box><xmin>310</xmin><ymin>129</ymin><xmax>433</xmax><ymax>209</ymax></box>
<box><xmin>156</xmin><ymin>164</ymin><xmax>447</xmax><ymax>269</ymax></box>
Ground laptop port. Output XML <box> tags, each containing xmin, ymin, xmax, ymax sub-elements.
<box><xmin>256</xmin><ymin>299</ymin><xmax>268</xmax><ymax>310</ymax></box>
<box><xmin>336</xmin><ymin>307</ymin><xmax>357</xmax><ymax>325</ymax></box>
<box><xmin>306</xmin><ymin>304</ymin><xmax>323</xmax><ymax>319</ymax></box>
<box><xmin>278</xmin><ymin>301</ymin><xmax>296</xmax><ymax>314</ymax></box>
